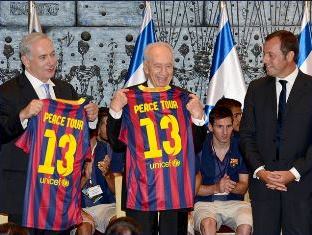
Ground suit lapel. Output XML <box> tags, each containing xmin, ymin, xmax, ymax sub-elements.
<box><xmin>53</xmin><ymin>84</ymin><xmax>62</xmax><ymax>99</ymax></box>
<box><xmin>266</xmin><ymin>76</ymin><xmax>277</xmax><ymax>124</ymax></box>
<box><xmin>18</xmin><ymin>73</ymin><xmax>39</xmax><ymax>101</ymax></box>
<box><xmin>286</xmin><ymin>72</ymin><xmax>307</xmax><ymax>116</ymax></box>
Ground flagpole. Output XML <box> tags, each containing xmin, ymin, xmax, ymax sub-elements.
<box><xmin>124</xmin><ymin>1</ymin><xmax>156</xmax><ymax>87</ymax></box>
<box><xmin>297</xmin><ymin>1</ymin><xmax>312</xmax><ymax>76</ymax></box>
<box><xmin>205</xmin><ymin>0</ymin><xmax>246</xmax><ymax>116</ymax></box>
<box><xmin>28</xmin><ymin>1</ymin><xmax>42</xmax><ymax>34</ymax></box>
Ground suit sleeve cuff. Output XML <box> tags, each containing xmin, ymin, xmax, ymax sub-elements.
<box><xmin>21</xmin><ymin>119</ymin><xmax>28</xmax><ymax>129</ymax></box>
<box><xmin>192</xmin><ymin>114</ymin><xmax>207</xmax><ymax>126</ymax></box>
<box><xmin>290</xmin><ymin>167</ymin><xmax>301</xmax><ymax>182</ymax></box>
<box><xmin>88</xmin><ymin>118</ymin><xmax>98</xmax><ymax>130</ymax></box>
<box><xmin>109</xmin><ymin>108</ymin><xmax>122</xmax><ymax>119</ymax></box>
<box><xmin>253</xmin><ymin>166</ymin><xmax>265</xmax><ymax>179</ymax></box>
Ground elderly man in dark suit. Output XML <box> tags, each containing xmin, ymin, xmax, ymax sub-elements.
<box><xmin>240</xmin><ymin>30</ymin><xmax>312</xmax><ymax>235</ymax></box>
<box><xmin>0</xmin><ymin>32</ymin><xmax>98</xmax><ymax>232</ymax></box>
<box><xmin>107</xmin><ymin>42</ymin><xmax>207</xmax><ymax>235</ymax></box>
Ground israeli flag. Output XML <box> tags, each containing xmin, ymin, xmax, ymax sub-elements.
<box><xmin>125</xmin><ymin>1</ymin><xmax>156</xmax><ymax>87</ymax></box>
<box><xmin>297</xmin><ymin>1</ymin><xmax>312</xmax><ymax>76</ymax></box>
<box><xmin>205</xmin><ymin>1</ymin><xmax>246</xmax><ymax>115</ymax></box>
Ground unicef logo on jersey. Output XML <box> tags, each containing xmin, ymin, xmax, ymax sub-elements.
<box><xmin>39</xmin><ymin>176</ymin><xmax>70</xmax><ymax>187</ymax></box>
<box><xmin>149</xmin><ymin>158</ymin><xmax>181</xmax><ymax>170</ymax></box>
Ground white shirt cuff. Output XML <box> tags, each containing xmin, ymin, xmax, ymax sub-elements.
<box><xmin>253</xmin><ymin>166</ymin><xmax>265</xmax><ymax>179</ymax></box>
<box><xmin>88</xmin><ymin>118</ymin><xmax>98</xmax><ymax>130</ymax></box>
<box><xmin>289</xmin><ymin>167</ymin><xmax>301</xmax><ymax>182</ymax></box>
<box><xmin>192</xmin><ymin>114</ymin><xmax>207</xmax><ymax>126</ymax></box>
<box><xmin>21</xmin><ymin>119</ymin><xmax>28</xmax><ymax>129</ymax></box>
<box><xmin>109</xmin><ymin>108</ymin><xmax>122</xmax><ymax>119</ymax></box>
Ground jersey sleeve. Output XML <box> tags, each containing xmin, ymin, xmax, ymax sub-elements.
<box><xmin>15</xmin><ymin>119</ymin><xmax>33</xmax><ymax>154</ymax></box>
<box><xmin>239</xmin><ymin>154</ymin><xmax>249</xmax><ymax>174</ymax></box>
<box><xmin>118</xmin><ymin>117</ymin><xmax>128</xmax><ymax>145</ymax></box>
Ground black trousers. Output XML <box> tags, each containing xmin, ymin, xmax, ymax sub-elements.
<box><xmin>251</xmin><ymin>193</ymin><xmax>312</xmax><ymax>235</ymax></box>
<box><xmin>27</xmin><ymin>228</ymin><xmax>71</xmax><ymax>235</ymax></box>
<box><xmin>126</xmin><ymin>209</ymin><xmax>188</xmax><ymax>235</ymax></box>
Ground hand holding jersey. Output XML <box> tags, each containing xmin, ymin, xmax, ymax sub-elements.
<box><xmin>107</xmin><ymin>42</ymin><xmax>207</xmax><ymax>235</ymax></box>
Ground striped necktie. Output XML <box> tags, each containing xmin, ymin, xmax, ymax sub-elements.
<box><xmin>42</xmin><ymin>83</ymin><xmax>51</xmax><ymax>99</ymax></box>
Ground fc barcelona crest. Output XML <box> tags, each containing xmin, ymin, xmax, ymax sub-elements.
<box><xmin>230</xmin><ymin>158</ymin><xmax>239</xmax><ymax>168</ymax></box>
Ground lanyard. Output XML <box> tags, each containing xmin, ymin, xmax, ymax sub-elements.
<box><xmin>211</xmin><ymin>140</ymin><xmax>230</xmax><ymax>180</ymax></box>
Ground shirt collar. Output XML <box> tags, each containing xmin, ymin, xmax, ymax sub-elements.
<box><xmin>25</xmin><ymin>70</ymin><xmax>55</xmax><ymax>88</ymax></box>
<box><xmin>147</xmin><ymin>80</ymin><xmax>154</xmax><ymax>88</ymax></box>
<box><xmin>276</xmin><ymin>67</ymin><xmax>298</xmax><ymax>85</ymax></box>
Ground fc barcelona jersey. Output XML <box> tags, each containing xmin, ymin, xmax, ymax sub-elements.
<box><xmin>119</xmin><ymin>85</ymin><xmax>196</xmax><ymax>211</ymax></box>
<box><xmin>16</xmin><ymin>98</ymin><xmax>91</xmax><ymax>231</ymax></box>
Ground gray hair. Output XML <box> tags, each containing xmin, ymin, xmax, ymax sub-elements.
<box><xmin>143</xmin><ymin>42</ymin><xmax>174</xmax><ymax>62</ymax></box>
<box><xmin>19</xmin><ymin>32</ymin><xmax>51</xmax><ymax>57</ymax></box>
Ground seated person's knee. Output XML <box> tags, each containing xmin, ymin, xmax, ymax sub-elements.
<box><xmin>236</xmin><ymin>224</ymin><xmax>252</xmax><ymax>235</ymax></box>
<box><xmin>200</xmin><ymin>217</ymin><xmax>217</xmax><ymax>231</ymax></box>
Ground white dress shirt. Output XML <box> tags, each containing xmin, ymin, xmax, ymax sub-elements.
<box><xmin>254</xmin><ymin>67</ymin><xmax>300</xmax><ymax>181</ymax></box>
<box><xmin>21</xmin><ymin>70</ymin><xmax>97</xmax><ymax>129</ymax></box>
<box><xmin>109</xmin><ymin>80</ymin><xmax>207</xmax><ymax>126</ymax></box>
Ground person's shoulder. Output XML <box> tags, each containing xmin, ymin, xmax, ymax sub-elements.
<box><xmin>230</xmin><ymin>136</ymin><xmax>242</xmax><ymax>154</ymax></box>
<box><xmin>249</xmin><ymin>75</ymin><xmax>273</xmax><ymax>86</ymax></box>
<box><xmin>170</xmin><ymin>84</ymin><xmax>191</xmax><ymax>94</ymax></box>
<box><xmin>51</xmin><ymin>78</ymin><xmax>73</xmax><ymax>87</ymax></box>
<box><xmin>0</xmin><ymin>73</ymin><xmax>24</xmax><ymax>92</ymax></box>
<box><xmin>298</xmin><ymin>70</ymin><xmax>312</xmax><ymax>82</ymax></box>
<box><xmin>125</xmin><ymin>82</ymin><xmax>147</xmax><ymax>91</ymax></box>
<box><xmin>201</xmin><ymin>133</ymin><xmax>213</xmax><ymax>151</ymax></box>
<box><xmin>247</xmin><ymin>76</ymin><xmax>274</xmax><ymax>92</ymax></box>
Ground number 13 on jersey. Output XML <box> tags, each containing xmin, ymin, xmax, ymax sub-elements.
<box><xmin>140</xmin><ymin>114</ymin><xmax>182</xmax><ymax>159</ymax></box>
<box><xmin>38</xmin><ymin>129</ymin><xmax>77</xmax><ymax>177</ymax></box>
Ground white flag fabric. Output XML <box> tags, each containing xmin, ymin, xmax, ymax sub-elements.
<box><xmin>297</xmin><ymin>1</ymin><xmax>312</xmax><ymax>76</ymax></box>
<box><xmin>124</xmin><ymin>1</ymin><xmax>156</xmax><ymax>88</ymax></box>
<box><xmin>28</xmin><ymin>1</ymin><xmax>42</xmax><ymax>33</ymax></box>
<box><xmin>205</xmin><ymin>1</ymin><xmax>246</xmax><ymax>115</ymax></box>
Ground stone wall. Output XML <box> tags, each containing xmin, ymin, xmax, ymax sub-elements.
<box><xmin>0</xmin><ymin>1</ymin><xmax>310</xmax><ymax>106</ymax></box>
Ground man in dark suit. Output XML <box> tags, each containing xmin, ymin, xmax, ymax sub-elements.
<box><xmin>240</xmin><ymin>30</ymin><xmax>312</xmax><ymax>235</ymax></box>
<box><xmin>0</xmin><ymin>32</ymin><xmax>98</xmax><ymax>232</ymax></box>
<box><xmin>107</xmin><ymin>42</ymin><xmax>207</xmax><ymax>235</ymax></box>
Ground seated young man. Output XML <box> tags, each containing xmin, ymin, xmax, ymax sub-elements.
<box><xmin>215</xmin><ymin>98</ymin><xmax>243</xmax><ymax>135</ymax></box>
<box><xmin>73</xmin><ymin>107</ymin><xmax>123</xmax><ymax>235</ymax></box>
<box><xmin>193</xmin><ymin>106</ymin><xmax>252</xmax><ymax>235</ymax></box>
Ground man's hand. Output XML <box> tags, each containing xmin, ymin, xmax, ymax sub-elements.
<box><xmin>257</xmin><ymin>170</ymin><xmax>287</xmax><ymax>191</ymax></box>
<box><xmin>186</xmin><ymin>93</ymin><xmax>204</xmax><ymax>120</ymax></box>
<box><xmin>98</xmin><ymin>155</ymin><xmax>111</xmax><ymax>176</ymax></box>
<box><xmin>83</xmin><ymin>157</ymin><xmax>94</xmax><ymax>179</ymax></box>
<box><xmin>217</xmin><ymin>174</ymin><xmax>236</xmax><ymax>193</ymax></box>
<box><xmin>19</xmin><ymin>99</ymin><xmax>43</xmax><ymax>122</ymax></box>
<box><xmin>84</xmin><ymin>102</ymin><xmax>99</xmax><ymax>122</ymax></box>
<box><xmin>110</xmin><ymin>89</ymin><xmax>129</xmax><ymax>113</ymax></box>
<box><xmin>266</xmin><ymin>170</ymin><xmax>295</xmax><ymax>191</ymax></box>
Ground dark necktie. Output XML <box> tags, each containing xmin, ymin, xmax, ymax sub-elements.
<box><xmin>276</xmin><ymin>80</ymin><xmax>287</xmax><ymax>159</ymax></box>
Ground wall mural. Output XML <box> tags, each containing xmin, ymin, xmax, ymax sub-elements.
<box><xmin>0</xmin><ymin>1</ymin><xmax>310</xmax><ymax>107</ymax></box>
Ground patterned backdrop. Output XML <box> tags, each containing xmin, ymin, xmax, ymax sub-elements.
<box><xmin>0</xmin><ymin>1</ymin><xmax>310</xmax><ymax>106</ymax></box>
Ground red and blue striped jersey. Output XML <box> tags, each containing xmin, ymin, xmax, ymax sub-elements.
<box><xmin>119</xmin><ymin>85</ymin><xmax>196</xmax><ymax>211</ymax></box>
<box><xmin>16</xmin><ymin>98</ymin><xmax>91</xmax><ymax>231</ymax></box>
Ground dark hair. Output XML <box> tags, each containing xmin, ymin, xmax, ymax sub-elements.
<box><xmin>209</xmin><ymin>106</ymin><xmax>233</xmax><ymax>125</ymax></box>
<box><xmin>105</xmin><ymin>216</ymin><xmax>141</xmax><ymax>235</ymax></box>
<box><xmin>97</xmin><ymin>107</ymin><xmax>109</xmax><ymax>129</ymax></box>
<box><xmin>265</xmin><ymin>30</ymin><xmax>298</xmax><ymax>62</ymax></box>
<box><xmin>0</xmin><ymin>222</ymin><xmax>29</xmax><ymax>235</ymax></box>
<box><xmin>215</xmin><ymin>98</ymin><xmax>242</xmax><ymax>111</ymax></box>
<box><xmin>89</xmin><ymin>107</ymin><xmax>109</xmax><ymax>138</ymax></box>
